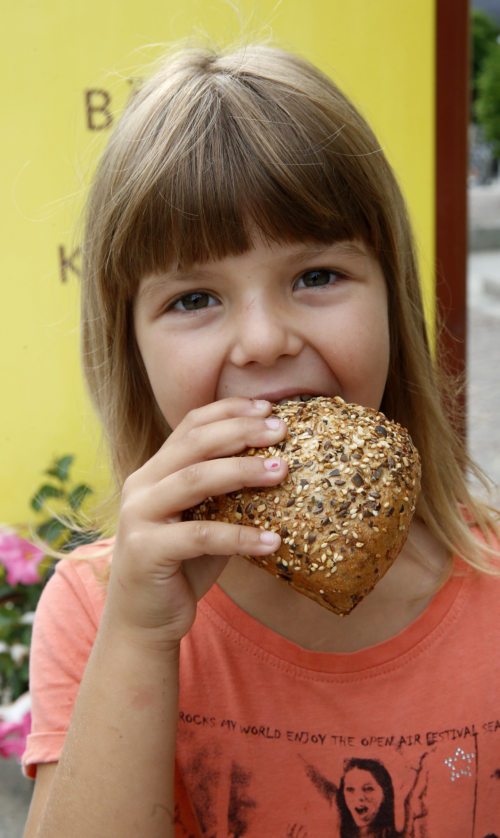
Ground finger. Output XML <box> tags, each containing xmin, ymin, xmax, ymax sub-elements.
<box><xmin>142</xmin><ymin>454</ymin><xmax>288</xmax><ymax>519</ymax></box>
<box><xmin>115</xmin><ymin>519</ymin><xmax>281</xmax><ymax>585</ymax></box>
<box><xmin>143</xmin><ymin>414</ymin><xmax>288</xmax><ymax>483</ymax></box>
<box><xmin>157</xmin><ymin>519</ymin><xmax>282</xmax><ymax>563</ymax></box>
<box><xmin>175</xmin><ymin>397</ymin><xmax>273</xmax><ymax>434</ymax></box>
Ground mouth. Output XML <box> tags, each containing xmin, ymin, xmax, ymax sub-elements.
<box><xmin>253</xmin><ymin>390</ymin><xmax>327</xmax><ymax>406</ymax></box>
<box><xmin>275</xmin><ymin>394</ymin><xmax>317</xmax><ymax>406</ymax></box>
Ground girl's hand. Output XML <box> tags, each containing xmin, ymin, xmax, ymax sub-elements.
<box><xmin>102</xmin><ymin>398</ymin><xmax>288</xmax><ymax>649</ymax></box>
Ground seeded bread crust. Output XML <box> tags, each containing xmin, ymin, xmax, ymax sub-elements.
<box><xmin>186</xmin><ymin>396</ymin><xmax>421</xmax><ymax>615</ymax></box>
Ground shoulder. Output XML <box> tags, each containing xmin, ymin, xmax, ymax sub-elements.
<box><xmin>452</xmin><ymin>526</ymin><xmax>500</xmax><ymax>611</ymax></box>
<box><xmin>53</xmin><ymin>538</ymin><xmax>113</xmax><ymax>598</ymax></box>
<box><xmin>32</xmin><ymin>538</ymin><xmax>114</xmax><ymax>647</ymax></box>
<box><xmin>25</xmin><ymin>540</ymin><xmax>115</xmax><ymax>777</ymax></box>
<box><xmin>465</xmin><ymin>520</ymin><xmax>500</xmax><ymax>573</ymax></box>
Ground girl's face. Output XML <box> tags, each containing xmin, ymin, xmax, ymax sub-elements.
<box><xmin>343</xmin><ymin>767</ymin><xmax>384</xmax><ymax>828</ymax></box>
<box><xmin>133</xmin><ymin>237</ymin><xmax>390</xmax><ymax>429</ymax></box>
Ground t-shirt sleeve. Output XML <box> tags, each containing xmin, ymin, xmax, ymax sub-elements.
<box><xmin>22</xmin><ymin>556</ymin><xmax>108</xmax><ymax>778</ymax></box>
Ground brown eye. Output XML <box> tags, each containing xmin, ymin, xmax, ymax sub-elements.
<box><xmin>296</xmin><ymin>269</ymin><xmax>342</xmax><ymax>289</ymax></box>
<box><xmin>170</xmin><ymin>291</ymin><xmax>218</xmax><ymax>311</ymax></box>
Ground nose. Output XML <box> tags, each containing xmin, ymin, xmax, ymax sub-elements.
<box><xmin>228</xmin><ymin>297</ymin><xmax>303</xmax><ymax>367</ymax></box>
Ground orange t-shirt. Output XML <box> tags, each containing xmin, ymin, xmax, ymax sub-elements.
<box><xmin>23</xmin><ymin>548</ymin><xmax>500</xmax><ymax>836</ymax></box>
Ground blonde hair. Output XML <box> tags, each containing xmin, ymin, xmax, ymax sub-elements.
<box><xmin>81</xmin><ymin>43</ymin><xmax>499</xmax><ymax>572</ymax></box>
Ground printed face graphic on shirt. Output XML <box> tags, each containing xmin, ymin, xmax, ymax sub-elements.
<box><xmin>343</xmin><ymin>767</ymin><xmax>384</xmax><ymax>828</ymax></box>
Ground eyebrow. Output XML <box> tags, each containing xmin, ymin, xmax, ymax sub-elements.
<box><xmin>284</xmin><ymin>241</ymin><xmax>367</xmax><ymax>261</ymax></box>
<box><xmin>138</xmin><ymin>267</ymin><xmax>217</xmax><ymax>300</ymax></box>
<box><xmin>138</xmin><ymin>240</ymin><xmax>368</xmax><ymax>298</ymax></box>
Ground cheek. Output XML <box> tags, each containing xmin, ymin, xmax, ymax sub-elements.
<box><xmin>338</xmin><ymin>306</ymin><xmax>390</xmax><ymax>404</ymax></box>
<box><xmin>145</xmin><ymin>338</ymin><xmax>221</xmax><ymax>428</ymax></box>
<box><xmin>360</xmin><ymin>297</ymin><xmax>389</xmax><ymax>364</ymax></box>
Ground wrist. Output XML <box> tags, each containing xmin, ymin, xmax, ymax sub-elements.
<box><xmin>97</xmin><ymin>612</ymin><xmax>182</xmax><ymax>662</ymax></box>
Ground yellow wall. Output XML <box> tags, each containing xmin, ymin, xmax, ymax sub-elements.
<box><xmin>1</xmin><ymin>0</ymin><xmax>435</xmax><ymax>523</ymax></box>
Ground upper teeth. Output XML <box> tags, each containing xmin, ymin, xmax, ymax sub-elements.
<box><xmin>276</xmin><ymin>394</ymin><xmax>315</xmax><ymax>405</ymax></box>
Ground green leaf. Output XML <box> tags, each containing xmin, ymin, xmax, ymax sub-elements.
<box><xmin>477</xmin><ymin>45</ymin><xmax>500</xmax><ymax>157</ymax></box>
<box><xmin>0</xmin><ymin>607</ymin><xmax>22</xmax><ymax>631</ymax></box>
<box><xmin>36</xmin><ymin>518</ymin><xmax>68</xmax><ymax>544</ymax></box>
<box><xmin>20</xmin><ymin>625</ymin><xmax>33</xmax><ymax>646</ymax></box>
<box><xmin>45</xmin><ymin>455</ymin><xmax>74</xmax><ymax>483</ymax></box>
<box><xmin>471</xmin><ymin>9</ymin><xmax>500</xmax><ymax>99</ymax></box>
<box><xmin>31</xmin><ymin>484</ymin><xmax>65</xmax><ymax>511</ymax></box>
<box><xmin>24</xmin><ymin>583</ymin><xmax>44</xmax><ymax>610</ymax></box>
<box><xmin>68</xmin><ymin>483</ymin><xmax>93</xmax><ymax>511</ymax></box>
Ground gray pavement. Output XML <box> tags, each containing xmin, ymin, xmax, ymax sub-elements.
<box><xmin>0</xmin><ymin>759</ymin><xmax>32</xmax><ymax>836</ymax></box>
<box><xmin>467</xmin><ymin>180</ymin><xmax>500</xmax><ymax>499</ymax></box>
<box><xmin>469</xmin><ymin>178</ymin><xmax>500</xmax><ymax>250</ymax></box>
<box><xmin>0</xmin><ymin>186</ymin><xmax>499</xmax><ymax>837</ymax></box>
<box><xmin>468</xmin><ymin>254</ymin><xmax>500</xmax><ymax>497</ymax></box>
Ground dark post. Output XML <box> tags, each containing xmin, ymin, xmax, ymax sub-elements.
<box><xmin>435</xmin><ymin>0</ymin><xmax>470</xmax><ymax>437</ymax></box>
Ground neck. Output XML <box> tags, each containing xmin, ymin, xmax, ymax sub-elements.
<box><xmin>217</xmin><ymin>519</ymin><xmax>451</xmax><ymax>653</ymax></box>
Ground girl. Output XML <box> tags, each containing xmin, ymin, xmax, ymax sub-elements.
<box><xmin>23</xmin><ymin>44</ymin><xmax>500</xmax><ymax>837</ymax></box>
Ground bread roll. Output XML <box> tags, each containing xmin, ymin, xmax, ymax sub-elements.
<box><xmin>186</xmin><ymin>396</ymin><xmax>421</xmax><ymax>615</ymax></box>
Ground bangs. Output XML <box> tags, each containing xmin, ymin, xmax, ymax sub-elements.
<box><xmin>102</xmin><ymin>58</ymin><xmax>387</xmax><ymax>296</ymax></box>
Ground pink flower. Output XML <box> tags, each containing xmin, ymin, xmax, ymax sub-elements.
<box><xmin>0</xmin><ymin>528</ymin><xmax>44</xmax><ymax>586</ymax></box>
<box><xmin>0</xmin><ymin>693</ymin><xmax>31</xmax><ymax>760</ymax></box>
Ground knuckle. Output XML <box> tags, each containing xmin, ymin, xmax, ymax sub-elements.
<box><xmin>237</xmin><ymin>454</ymin><xmax>262</xmax><ymax>487</ymax></box>
<box><xmin>121</xmin><ymin>473</ymin><xmax>137</xmax><ymax>500</ymax></box>
<box><xmin>183</xmin><ymin>425</ymin><xmax>204</xmax><ymax>452</ymax></box>
<box><xmin>243</xmin><ymin>416</ymin><xmax>259</xmax><ymax>437</ymax></box>
<box><xmin>225</xmin><ymin>397</ymin><xmax>246</xmax><ymax>417</ymax></box>
<box><xmin>181</xmin><ymin>408</ymin><xmax>199</xmax><ymax>431</ymax></box>
<box><xmin>236</xmin><ymin>455</ymin><xmax>250</xmax><ymax>477</ymax></box>
<box><xmin>181</xmin><ymin>462</ymin><xmax>202</xmax><ymax>486</ymax></box>
<box><xmin>120</xmin><ymin>480</ymin><xmax>144</xmax><ymax>518</ymax></box>
<box><xmin>119</xmin><ymin>493</ymin><xmax>136</xmax><ymax>520</ymax></box>
<box><xmin>235</xmin><ymin>524</ymin><xmax>248</xmax><ymax>551</ymax></box>
<box><xmin>119</xmin><ymin>527</ymin><xmax>145</xmax><ymax>564</ymax></box>
<box><xmin>193</xmin><ymin>520</ymin><xmax>211</xmax><ymax>546</ymax></box>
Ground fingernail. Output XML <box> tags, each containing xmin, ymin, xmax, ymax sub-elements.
<box><xmin>252</xmin><ymin>399</ymin><xmax>271</xmax><ymax>411</ymax></box>
<box><xmin>263</xmin><ymin>458</ymin><xmax>284</xmax><ymax>471</ymax></box>
<box><xmin>265</xmin><ymin>417</ymin><xmax>282</xmax><ymax>430</ymax></box>
<box><xmin>259</xmin><ymin>530</ymin><xmax>281</xmax><ymax>547</ymax></box>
